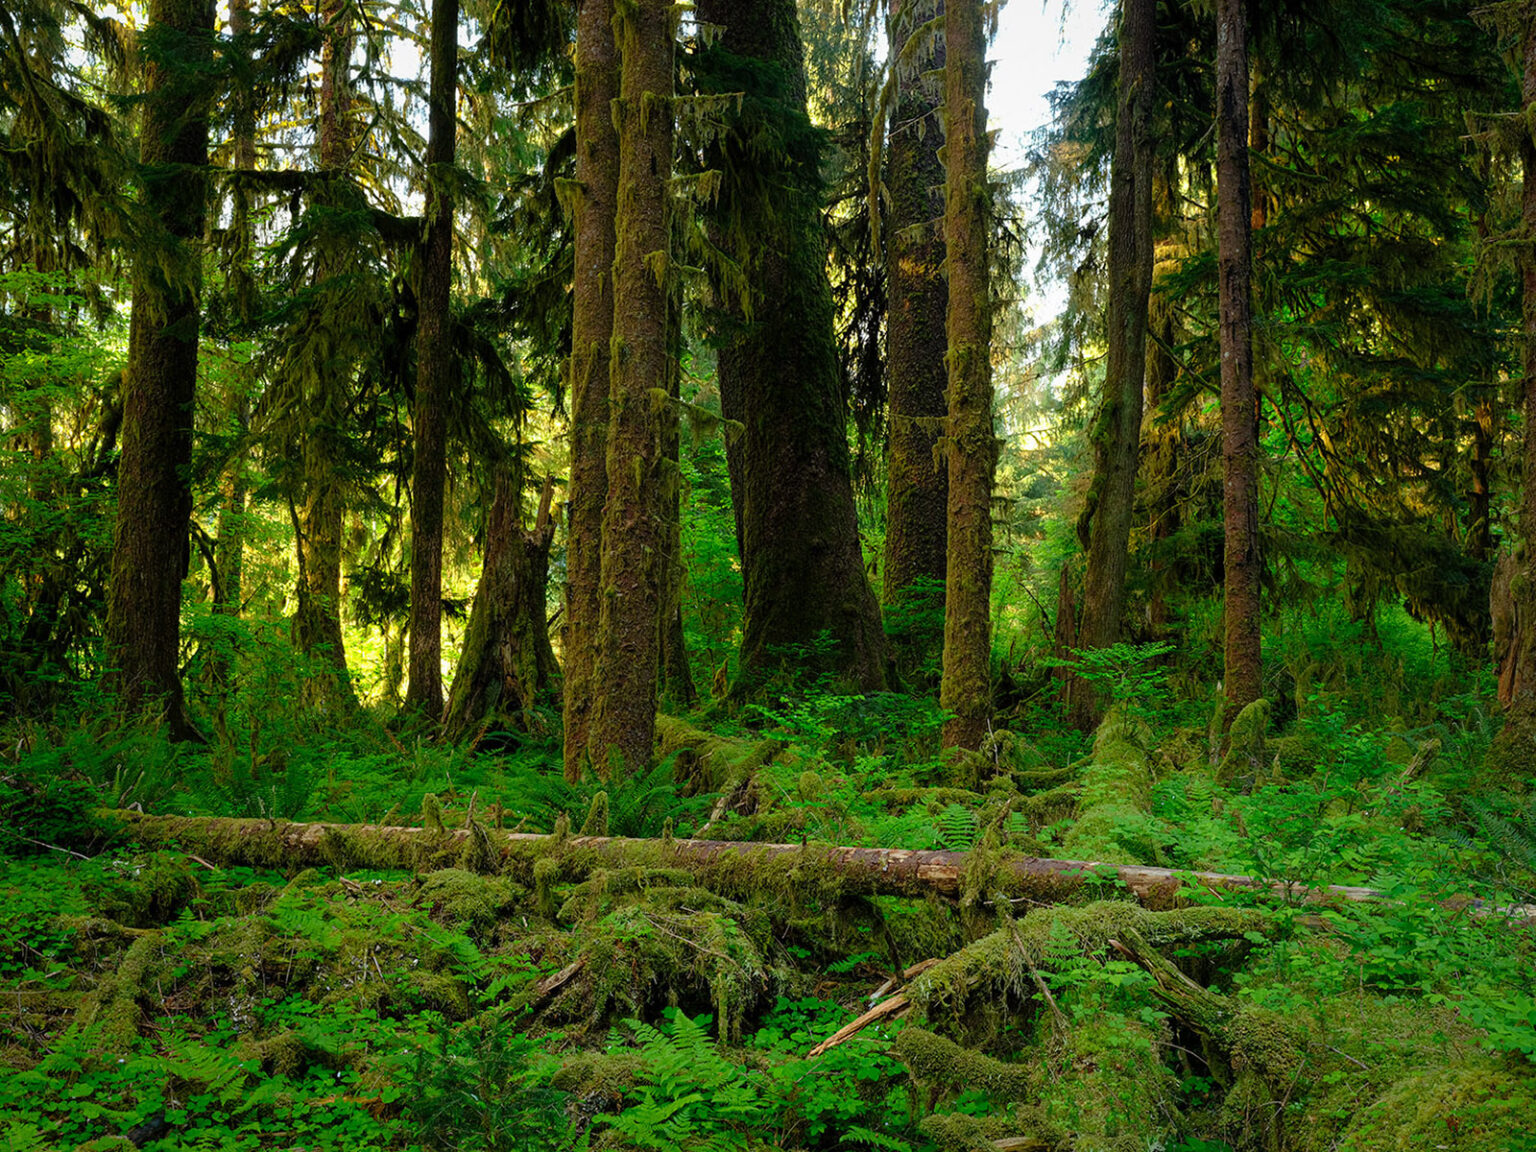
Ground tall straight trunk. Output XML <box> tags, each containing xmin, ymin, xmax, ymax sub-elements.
<box><xmin>694</xmin><ymin>0</ymin><xmax>887</xmax><ymax>695</ymax></box>
<box><xmin>213</xmin><ymin>0</ymin><xmax>255</xmax><ymax>691</ymax></box>
<box><xmin>660</xmin><ymin>285</ymin><xmax>697</xmax><ymax>706</ymax></box>
<box><xmin>293</xmin><ymin>0</ymin><xmax>357</xmax><ymax>710</ymax></box>
<box><xmin>1144</xmin><ymin>290</ymin><xmax>1181</xmax><ymax>635</ymax></box>
<box><xmin>104</xmin><ymin>0</ymin><xmax>213</xmax><ymax>737</ymax></box>
<box><xmin>938</xmin><ymin>0</ymin><xmax>995</xmax><ymax>751</ymax></box>
<box><xmin>882</xmin><ymin>0</ymin><xmax>948</xmax><ymax>607</ymax></box>
<box><xmin>562</xmin><ymin>0</ymin><xmax>620</xmax><ymax>780</ymax></box>
<box><xmin>1072</xmin><ymin>0</ymin><xmax>1157</xmax><ymax>728</ymax></box>
<box><xmin>1216</xmin><ymin>0</ymin><xmax>1261</xmax><ymax>721</ymax></box>
<box><xmin>405</xmin><ymin>0</ymin><xmax>460</xmax><ymax>720</ymax></box>
<box><xmin>1491</xmin><ymin>18</ymin><xmax>1536</xmax><ymax>780</ymax></box>
<box><xmin>586</xmin><ymin>0</ymin><xmax>673</xmax><ymax>777</ymax></box>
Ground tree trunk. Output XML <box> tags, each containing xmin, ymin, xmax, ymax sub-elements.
<box><xmin>405</xmin><ymin>0</ymin><xmax>460</xmax><ymax>721</ymax></box>
<box><xmin>660</xmin><ymin>287</ymin><xmax>697</xmax><ymax>706</ymax></box>
<box><xmin>695</xmin><ymin>0</ymin><xmax>888</xmax><ymax>695</ymax></box>
<box><xmin>938</xmin><ymin>0</ymin><xmax>995</xmax><ymax>751</ymax></box>
<box><xmin>1491</xmin><ymin>18</ymin><xmax>1536</xmax><ymax>780</ymax></box>
<box><xmin>1071</xmin><ymin>0</ymin><xmax>1157</xmax><ymax>730</ymax></box>
<box><xmin>586</xmin><ymin>0</ymin><xmax>673</xmax><ymax>777</ymax></box>
<box><xmin>292</xmin><ymin>0</ymin><xmax>358</xmax><ymax>711</ymax></box>
<box><xmin>1144</xmin><ymin>286</ymin><xmax>1180</xmax><ymax>635</ymax></box>
<box><xmin>104</xmin><ymin>0</ymin><xmax>213</xmax><ymax>739</ymax></box>
<box><xmin>443</xmin><ymin>472</ymin><xmax>561</xmax><ymax>742</ymax></box>
<box><xmin>562</xmin><ymin>0</ymin><xmax>620</xmax><ymax>780</ymax></box>
<box><xmin>1216</xmin><ymin>0</ymin><xmax>1261</xmax><ymax>722</ymax></box>
<box><xmin>882</xmin><ymin>0</ymin><xmax>949</xmax><ymax>608</ymax></box>
<box><xmin>107</xmin><ymin>810</ymin><xmax>1402</xmax><ymax>910</ymax></box>
<box><xmin>212</xmin><ymin>0</ymin><xmax>256</xmax><ymax>694</ymax></box>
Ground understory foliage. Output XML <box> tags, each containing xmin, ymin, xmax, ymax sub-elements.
<box><xmin>1</xmin><ymin>614</ymin><xmax>1533</xmax><ymax>1152</ymax></box>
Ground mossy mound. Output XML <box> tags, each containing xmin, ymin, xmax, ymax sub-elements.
<box><xmin>1336</xmin><ymin>1062</ymin><xmax>1536</xmax><ymax>1151</ymax></box>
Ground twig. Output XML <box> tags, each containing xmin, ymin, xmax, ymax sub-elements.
<box><xmin>15</xmin><ymin>837</ymin><xmax>91</xmax><ymax>861</ymax></box>
<box><xmin>1026</xmin><ymin>965</ymin><xmax>1067</xmax><ymax>1030</ymax></box>
<box><xmin>808</xmin><ymin>993</ymin><xmax>909</xmax><ymax>1058</ymax></box>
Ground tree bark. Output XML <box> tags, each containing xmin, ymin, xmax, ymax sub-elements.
<box><xmin>1072</xmin><ymin>0</ymin><xmax>1157</xmax><ymax>729</ymax></box>
<box><xmin>695</xmin><ymin>0</ymin><xmax>888</xmax><ymax>695</ymax></box>
<box><xmin>212</xmin><ymin>0</ymin><xmax>256</xmax><ymax>694</ymax></box>
<box><xmin>660</xmin><ymin>288</ymin><xmax>697</xmax><ymax>706</ymax></box>
<box><xmin>938</xmin><ymin>0</ymin><xmax>995</xmax><ymax>750</ymax></box>
<box><xmin>1491</xmin><ymin>17</ymin><xmax>1536</xmax><ymax>780</ymax></box>
<box><xmin>104</xmin><ymin>0</ymin><xmax>213</xmax><ymax>738</ymax></box>
<box><xmin>882</xmin><ymin>0</ymin><xmax>949</xmax><ymax>607</ymax></box>
<box><xmin>292</xmin><ymin>0</ymin><xmax>358</xmax><ymax>712</ymax></box>
<box><xmin>1216</xmin><ymin>0</ymin><xmax>1261</xmax><ymax>722</ymax></box>
<box><xmin>443</xmin><ymin>472</ymin><xmax>561</xmax><ymax>741</ymax></box>
<box><xmin>405</xmin><ymin>0</ymin><xmax>460</xmax><ymax>721</ymax></box>
<box><xmin>586</xmin><ymin>0</ymin><xmax>673</xmax><ymax>777</ymax></box>
<box><xmin>562</xmin><ymin>0</ymin><xmax>620</xmax><ymax>780</ymax></box>
<box><xmin>106</xmin><ymin>810</ymin><xmax>1408</xmax><ymax>910</ymax></box>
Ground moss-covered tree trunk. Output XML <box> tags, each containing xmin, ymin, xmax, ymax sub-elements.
<box><xmin>882</xmin><ymin>0</ymin><xmax>949</xmax><ymax>608</ymax></box>
<box><xmin>443</xmin><ymin>472</ymin><xmax>561</xmax><ymax>741</ymax></box>
<box><xmin>1492</xmin><ymin>16</ymin><xmax>1536</xmax><ymax>779</ymax></box>
<box><xmin>938</xmin><ymin>0</ymin><xmax>995</xmax><ymax>751</ymax></box>
<box><xmin>1071</xmin><ymin>0</ymin><xmax>1157</xmax><ymax>729</ymax></box>
<box><xmin>1216</xmin><ymin>0</ymin><xmax>1261</xmax><ymax>721</ymax></box>
<box><xmin>586</xmin><ymin>0</ymin><xmax>673</xmax><ymax>776</ymax></box>
<box><xmin>104</xmin><ymin>0</ymin><xmax>212</xmax><ymax>738</ymax></box>
<box><xmin>405</xmin><ymin>0</ymin><xmax>460</xmax><ymax>721</ymax></box>
<box><xmin>292</xmin><ymin>0</ymin><xmax>358</xmax><ymax>712</ymax></box>
<box><xmin>212</xmin><ymin>0</ymin><xmax>255</xmax><ymax>693</ymax></box>
<box><xmin>1144</xmin><ymin>283</ymin><xmax>1181</xmax><ymax>636</ymax></box>
<box><xmin>562</xmin><ymin>0</ymin><xmax>620</xmax><ymax>780</ymax></box>
<box><xmin>695</xmin><ymin>0</ymin><xmax>888</xmax><ymax>695</ymax></box>
<box><xmin>660</xmin><ymin>287</ymin><xmax>697</xmax><ymax>706</ymax></box>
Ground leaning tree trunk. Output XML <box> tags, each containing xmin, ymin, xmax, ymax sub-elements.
<box><xmin>1216</xmin><ymin>0</ymin><xmax>1261</xmax><ymax>722</ymax></box>
<box><xmin>1071</xmin><ymin>0</ymin><xmax>1157</xmax><ymax>730</ymax></box>
<box><xmin>104</xmin><ymin>0</ymin><xmax>212</xmax><ymax>739</ymax></box>
<box><xmin>695</xmin><ymin>0</ymin><xmax>888</xmax><ymax>695</ymax></box>
<box><xmin>443</xmin><ymin>473</ymin><xmax>561</xmax><ymax>741</ymax></box>
<box><xmin>586</xmin><ymin>0</ymin><xmax>673</xmax><ymax>777</ymax></box>
<box><xmin>405</xmin><ymin>0</ymin><xmax>460</xmax><ymax>721</ymax></box>
<box><xmin>562</xmin><ymin>0</ymin><xmax>620</xmax><ymax>781</ymax></box>
<box><xmin>292</xmin><ymin>0</ymin><xmax>358</xmax><ymax>712</ymax></box>
<box><xmin>882</xmin><ymin>0</ymin><xmax>949</xmax><ymax>609</ymax></box>
<box><xmin>938</xmin><ymin>0</ymin><xmax>995</xmax><ymax>751</ymax></box>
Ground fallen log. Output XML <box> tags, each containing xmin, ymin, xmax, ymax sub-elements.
<box><xmin>106</xmin><ymin>809</ymin><xmax>1406</xmax><ymax>909</ymax></box>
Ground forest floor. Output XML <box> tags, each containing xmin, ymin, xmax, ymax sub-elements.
<box><xmin>2</xmin><ymin>661</ymin><xmax>1535</xmax><ymax>1152</ymax></box>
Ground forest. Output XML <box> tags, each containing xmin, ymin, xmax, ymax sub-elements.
<box><xmin>1</xmin><ymin>0</ymin><xmax>1535</xmax><ymax>1148</ymax></box>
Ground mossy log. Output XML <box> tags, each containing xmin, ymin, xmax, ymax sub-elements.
<box><xmin>105</xmin><ymin>810</ymin><xmax>1394</xmax><ymax>908</ymax></box>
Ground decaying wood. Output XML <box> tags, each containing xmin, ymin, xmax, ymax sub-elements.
<box><xmin>106</xmin><ymin>810</ymin><xmax>1414</xmax><ymax>908</ymax></box>
<box><xmin>807</xmin><ymin>993</ymin><xmax>910</xmax><ymax>1058</ymax></box>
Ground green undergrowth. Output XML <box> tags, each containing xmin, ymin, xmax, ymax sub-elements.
<box><xmin>2</xmin><ymin>642</ymin><xmax>1535</xmax><ymax>1150</ymax></box>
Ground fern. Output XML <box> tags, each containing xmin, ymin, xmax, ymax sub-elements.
<box><xmin>598</xmin><ymin>1011</ymin><xmax>767</xmax><ymax>1152</ymax></box>
<box><xmin>840</xmin><ymin>1124</ymin><xmax>913</xmax><ymax>1151</ymax></box>
<box><xmin>936</xmin><ymin>803</ymin><xmax>979</xmax><ymax>851</ymax></box>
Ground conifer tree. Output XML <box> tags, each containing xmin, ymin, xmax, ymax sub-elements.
<box><xmin>695</xmin><ymin>0</ymin><xmax>887</xmax><ymax>695</ymax></box>
<box><xmin>882</xmin><ymin>0</ymin><xmax>948</xmax><ymax>609</ymax></box>
<box><xmin>405</xmin><ymin>0</ymin><xmax>461</xmax><ymax>720</ymax></box>
<box><xmin>938</xmin><ymin>0</ymin><xmax>995</xmax><ymax>750</ymax></box>
<box><xmin>1215</xmin><ymin>0</ymin><xmax>1260</xmax><ymax>720</ymax></box>
<box><xmin>586</xmin><ymin>0</ymin><xmax>673</xmax><ymax>776</ymax></box>
<box><xmin>104</xmin><ymin>0</ymin><xmax>214</xmax><ymax>736</ymax></box>
<box><xmin>290</xmin><ymin>0</ymin><xmax>360</xmax><ymax>711</ymax></box>
<box><xmin>1072</xmin><ymin>0</ymin><xmax>1156</xmax><ymax>727</ymax></box>
<box><xmin>562</xmin><ymin>0</ymin><xmax>619</xmax><ymax>780</ymax></box>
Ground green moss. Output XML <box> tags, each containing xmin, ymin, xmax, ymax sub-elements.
<box><xmin>1337</xmin><ymin>1063</ymin><xmax>1536</xmax><ymax>1151</ymax></box>
<box><xmin>81</xmin><ymin>852</ymin><xmax>196</xmax><ymax>928</ymax></box>
<box><xmin>918</xmin><ymin>1110</ymin><xmax>1053</xmax><ymax>1151</ymax></box>
<box><xmin>1040</xmin><ymin>1013</ymin><xmax>1176</xmax><ymax>1152</ymax></box>
<box><xmin>1218</xmin><ymin>698</ymin><xmax>1270</xmax><ymax>787</ymax></box>
<box><xmin>579</xmin><ymin>792</ymin><xmax>611</xmax><ymax>837</ymax></box>
<box><xmin>415</xmin><ymin>868</ymin><xmax>522</xmax><ymax>935</ymax></box>
<box><xmin>893</xmin><ymin>1025</ymin><xmax>1036</xmax><ymax>1100</ymax></box>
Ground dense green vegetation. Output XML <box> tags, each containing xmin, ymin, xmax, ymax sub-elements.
<box><xmin>3</xmin><ymin>0</ymin><xmax>1536</xmax><ymax>1149</ymax></box>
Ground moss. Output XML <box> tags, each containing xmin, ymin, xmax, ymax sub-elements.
<box><xmin>579</xmin><ymin>792</ymin><xmax>610</xmax><ymax>837</ymax></box>
<box><xmin>81</xmin><ymin>852</ymin><xmax>196</xmax><ymax>928</ymax></box>
<box><xmin>1218</xmin><ymin>698</ymin><xmax>1270</xmax><ymax>787</ymax></box>
<box><xmin>918</xmin><ymin>1110</ymin><xmax>1054</xmax><ymax>1151</ymax></box>
<box><xmin>457</xmin><ymin>819</ymin><xmax>501</xmax><ymax>875</ymax></box>
<box><xmin>893</xmin><ymin>1025</ymin><xmax>1036</xmax><ymax>1100</ymax></box>
<box><xmin>422</xmin><ymin>793</ymin><xmax>446</xmax><ymax>835</ymax></box>
<box><xmin>415</xmin><ymin>868</ymin><xmax>522</xmax><ymax>935</ymax></box>
<box><xmin>1040</xmin><ymin>1013</ymin><xmax>1176</xmax><ymax>1152</ymax></box>
<box><xmin>1059</xmin><ymin>706</ymin><xmax>1159</xmax><ymax>864</ymax></box>
<box><xmin>1336</xmin><ymin>1062</ymin><xmax>1536</xmax><ymax>1151</ymax></box>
